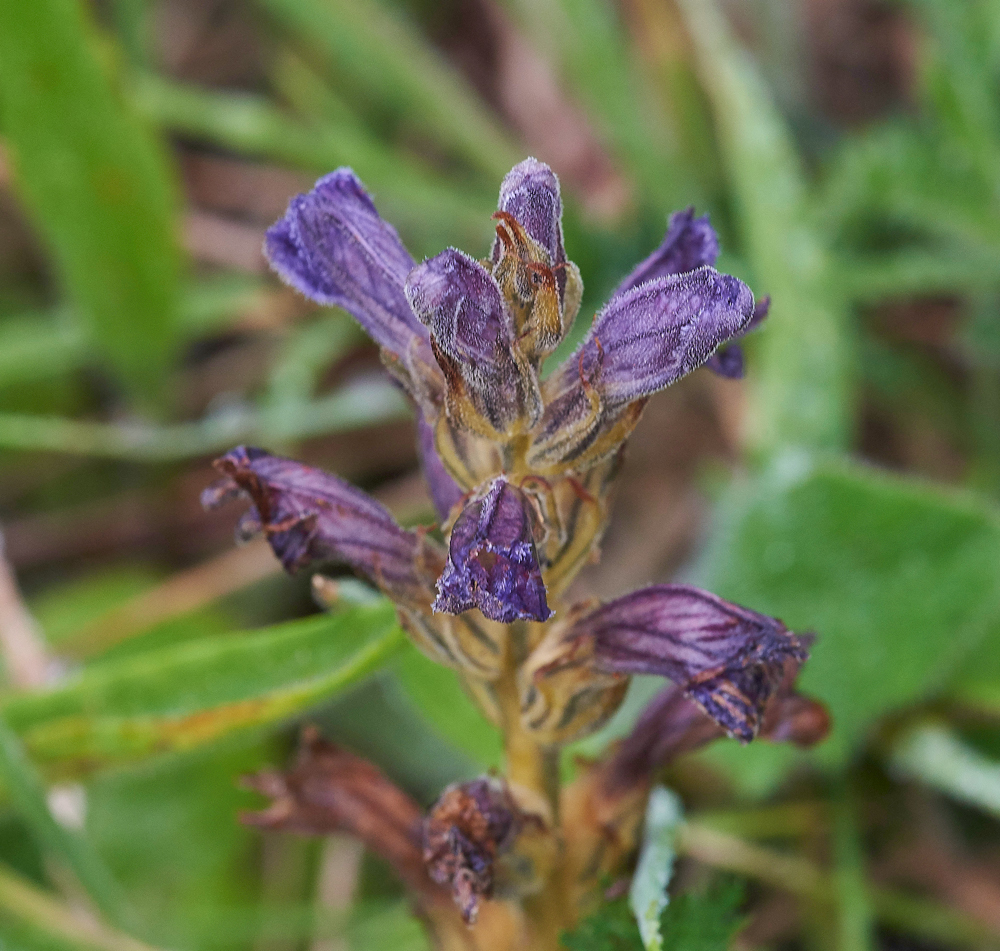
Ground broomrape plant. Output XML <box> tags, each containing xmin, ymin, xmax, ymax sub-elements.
<box><xmin>204</xmin><ymin>159</ymin><xmax>828</xmax><ymax>950</ymax></box>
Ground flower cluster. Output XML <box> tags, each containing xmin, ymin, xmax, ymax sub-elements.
<box><xmin>206</xmin><ymin>159</ymin><xmax>826</xmax><ymax>948</ymax></box>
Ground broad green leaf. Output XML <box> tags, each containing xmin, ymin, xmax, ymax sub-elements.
<box><xmin>629</xmin><ymin>787</ymin><xmax>683</xmax><ymax>951</ymax></box>
<box><xmin>392</xmin><ymin>644</ymin><xmax>502</xmax><ymax>769</ymax></box>
<box><xmin>2</xmin><ymin>605</ymin><xmax>405</xmax><ymax>778</ymax></box>
<box><xmin>0</xmin><ymin>0</ymin><xmax>182</xmax><ymax>403</ymax></box>
<box><xmin>88</xmin><ymin>738</ymin><xmax>274</xmax><ymax>951</ymax></box>
<box><xmin>890</xmin><ymin>723</ymin><xmax>1000</xmax><ymax>819</ymax></box>
<box><xmin>678</xmin><ymin>0</ymin><xmax>852</xmax><ymax>455</ymax></box>
<box><xmin>699</xmin><ymin>455</ymin><xmax>1000</xmax><ymax>790</ymax></box>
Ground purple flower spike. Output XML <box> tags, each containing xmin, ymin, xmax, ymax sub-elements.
<box><xmin>204</xmin><ymin>446</ymin><xmax>439</xmax><ymax>606</ymax></box>
<box><xmin>434</xmin><ymin>477</ymin><xmax>552</xmax><ymax>624</ymax></box>
<box><xmin>264</xmin><ymin>169</ymin><xmax>432</xmax><ymax>370</ymax></box>
<box><xmin>613</xmin><ymin>208</ymin><xmax>719</xmax><ymax>295</ymax></box>
<box><xmin>406</xmin><ymin>249</ymin><xmax>540</xmax><ymax>434</ymax></box>
<box><xmin>569</xmin><ymin>584</ymin><xmax>808</xmax><ymax>741</ymax></box>
<box><xmin>492</xmin><ymin>158</ymin><xmax>566</xmax><ymax>267</ymax></box>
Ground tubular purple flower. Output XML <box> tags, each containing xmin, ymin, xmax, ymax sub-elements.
<box><xmin>406</xmin><ymin>248</ymin><xmax>541</xmax><ymax>435</ymax></box>
<box><xmin>434</xmin><ymin>477</ymin><xmax>552</xmax><ymax>624</ymax></box>
<box><xmin>530</xmin><ymin>267</ymin><xmax>755</xmax><ymax>468</ymax></box>
<box><xmin>203</xmin><ymin>446</ymin><xmax>441</xmax><ymax>608</ymax></box>
<box><xmin>612</xmin><ymin>208</ymin><xmax>719</xmax><ymax>295</ymax></box>
<box><xmin>564</xmin><ymin>584</ymin><xmax>808</xmax><ymax>741</ymax></box>
<box><xmin>492</xmin><ymin>158</ymin><xmax>566</xmax><ymax>270</ymax></box>
<box><xmin>263</xmin><ymin>169</ymin><xmax>439</xmax><ymax>396</ymax></box>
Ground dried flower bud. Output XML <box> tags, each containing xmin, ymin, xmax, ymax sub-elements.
<box><xmin>423</xmin><ymin>778</ymin><xmax>521</xmax><ymax>923</ymax></box>
<box><xmin>204</xmin><ymin>446</ymin><xmax>443</xmax><ymax>610</ymax></box>
<box><xmin>242</xmin><ymin>728</ymin><xmax>432</xmax><ymax>898</ymax></box>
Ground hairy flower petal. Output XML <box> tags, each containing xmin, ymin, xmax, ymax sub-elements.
<box><xmin>566</xmin><ymin>584</ymin><xmax>808</xmax><ymax>741</ymax></box>
<box><xmin>406</xmin><ymin>248</ymin><xmax>540</xmax><ymax>434</ymax></box>
<box><xmin>531</xmin><ymin>267</ymin><xmax>754</xmax><ymax>469</ymax></box>
<box><xmin>204</xmin><ymin>445</ymin><xmax>440</xmax><ymax>606</ymax></box>
<box><xmin>613</xmin><ymin>208</ymin><xmax>719</xmax><ymax>295</ymax></box>
<box><xmin>434</xmin><ymin>477</ymin><xmax>552</xmax><ymax>624</ymax></box>
<box><xmin>492</xmin><ymin>158</ymin><xmax>566</xmax><ymax>269</ymax></box>
<box><xmin>264</xmin><ymin>169</ymin><xmax>437</xmax><ymax>388</ymax></box>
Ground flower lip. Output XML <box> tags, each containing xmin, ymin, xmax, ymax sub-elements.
<box><xmin>563</xmin><ymin>584</ymin><xmax>808</xmax><ymax>741</ymax></box>
<box><xmin>263</xmin><ymin>168</ymin><xmax>435</xmax><ymax>381</ymax></box>
<box><xmin>433</xmin><ymin>477</ymin><xmax>552</xmax><ymax>624</ymax></box>
<box><xmin>612</xmin><ymin>207</ymin><xmax>720</xmax><ymax>297</ymax></box>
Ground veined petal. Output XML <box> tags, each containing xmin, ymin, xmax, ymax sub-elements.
<box><xmin>433</xmin><ymin>477</ymin><xmax>552</xmax><ymax>624</ymax></box>
<box><xmin>204</xmin><ymin>446</ymin><xmax>441</xmax><ymax>607</ymax></box>
<box><xmin>612</xmin><ymin>208</ymin><xmax>719</xmax><ymax>295</ymax></box>
<box><xmin>565</xmin><ymin>584</ymin><xmax>808</xmax><ymax>741</ymax></box>
<box><xmin>264</xmin><ymin>169</ymin><xmax>435</xmax><ymax>377</ymax></box>
<box><xmin>530</xmin><ymin>267</ymin><xmax>754</xmax><ymax>470</ymax></box>
<box><xmin>406</xmin><ymin>248</ymin><xmax>541</xmax><ymax>435</ymax></box>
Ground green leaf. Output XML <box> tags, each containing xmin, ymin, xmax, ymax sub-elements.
<box><xmin>699</xmin><ymin>455</ymin><xmax>1000</xmax><ymax>790</ymax></box>
<box><xmin>2</xmin><ymin>604</ymin><xmax>405</xmax><ymax>778</ymax></box>
<box><xmin>658</xmin><ymin>880</ymin><xmax>744</xmax><ymax>951</ymax></box>
<box><xmin>561</xmin><ymin>880</ymin><xmax>744</xmax><ymax>951</ymax></box>
<box><xmin>629</xmin><ymin>787</ymin><xmax>683</xmax><ymax>951</ymax></box>
<box><xmin>392</xmin><ymin>644</ymin><xmax>502</xmax><ymax>769</ymax></box>
<box><xmin>0</xmin><ymin>717</ymin><xmax>132</xmax><ymax>932</ymax></box>
<box><xmin>678</xmin><ymin>0</ymin><xmax>852</xmax><ymax>455</ymax></box>
<box><xmin>561</xmin><ymin>894</ymin><xmax>644</xmax><ymax>951</ymax></box>
<box><xmin>0</xmin><ymin>0</ymin><xmax>183</xmax><ymax>403</ymax></box>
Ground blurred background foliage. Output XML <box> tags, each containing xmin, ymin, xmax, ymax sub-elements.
<box><xmin>0</xmin><ymin>0</ymin><xmax>1000</xmax><ymax>948</ymax></box>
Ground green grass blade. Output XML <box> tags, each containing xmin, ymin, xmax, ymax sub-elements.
<box><xmin>0</xmin><ymin>0</ymin><xmax>183</xmax><ymax>405</ymax></box>
<box><xmin>678</xmin><ymin>0</ymin><xmax>853</xmax><ymax>455</ymax></box>
<box><xmin>0</xmin><ymin>717</ymin><xmax>132</xmax><ymax>932</ymax></box>
<box><xmin>132</xmin><ymin>73</ymin><xmax>495</xmax><ymax>250</ymax></box>
<box><xmin>0</xmin><ymin>862</ymin><xmax>160</xmax><ymax>951</ymax></box>
<box><xmin>253</xmin><ymin>0</ymin><xmax>520</xmax><ymax>180</ymax></box>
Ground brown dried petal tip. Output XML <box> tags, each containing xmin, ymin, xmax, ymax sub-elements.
<box><xmin>422</xmin><ymin>778</ymin><xmax>520</xmax><ymax>924</ymax></box>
